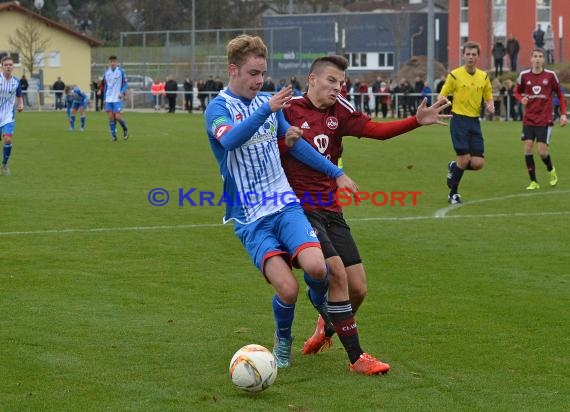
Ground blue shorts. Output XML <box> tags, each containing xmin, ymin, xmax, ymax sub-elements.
<box><xmin>71</xmin><ymin>100</ymin><xmax>88</xmax><ymax>110</ymax></box>
<box><xmin>104</xmin><ymin>101</ymin><xmax>123</xmax><ymax>113</ymax></box>
<box><xmin>234</xmin><ymin>203</ymin><xmax>321</xmax><ymax>274</ymax></box>
<box><xmin>0</xmin><ymin>122</ymin><xmax>15</xmax><ymax>137</ymax></box>
<box><xmin>450</xmin><ymin>113</ymin><xmax>485</xmax><ymax>157</ymax></box>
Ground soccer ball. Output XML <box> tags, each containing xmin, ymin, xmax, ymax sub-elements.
<box><xmin>229</xmin><ymin>344</ymin><xmax>278</xmax><ymax>392</ymax></box>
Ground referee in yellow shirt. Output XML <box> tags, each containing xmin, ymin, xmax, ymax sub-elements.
<box><xmin>438</xmin><ymin>41</ymin><xmax>494</xmax><ymax>204</ymax></box>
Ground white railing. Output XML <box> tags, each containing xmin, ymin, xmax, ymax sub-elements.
<box><xmin>20</xmin><ymin>90</ymin><xmax>570</xmax><ymax>120</ymax></box>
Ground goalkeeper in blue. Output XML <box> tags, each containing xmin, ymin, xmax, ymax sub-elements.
<box><xmin>205</xmin><ymin>34</ymin><xmax>357</xmax><ymax>369</ymax></box>
<box><xmin>68</xmin><ymin>86</ymin><xmax>89</xmax><ymax>131</ymax></box>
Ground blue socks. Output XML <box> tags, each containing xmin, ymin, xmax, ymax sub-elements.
<box><xmin>304</xmin><ymin>271</ymin><xmax>328</xmax><ymax>308</ymax></box>
<box><xmin>272</xmin><ymin>295</ymin><xmax>295</xmax><ymax>339</ymax></box>
<box><xmin>3</xmin><ymin>143</ymin><xmax>12</xmax><ymax>164</ymax></box>
<box><xmin>109</xmin><ymin>121</ymin><xmax>116</xmax><ymax>136</ymax></box>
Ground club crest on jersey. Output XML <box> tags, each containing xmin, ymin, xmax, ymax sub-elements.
<box><xmin>313</xmin><ymin>134</ymin><xmax>329</xmax><ymax>154</ymax></box>
<box><xmin>326</xmin><ymin>116</ymin><xmax>338</xmax><ymax>130</ymax></box>
<box><xmin>532</xmin><ymin>85</ymin><xmax>542</xmax><ymax>95</ymax></box>
<box><xmin>308</xmin><ymin>228</ymin><xmax>317</xmax><ymax>238</ymax></box>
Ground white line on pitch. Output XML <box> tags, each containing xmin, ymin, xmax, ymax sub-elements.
<box><xmin>434</xmin><ymin>189</ymin><xmax>570</xmax><ymax>218</ymax></box>
<box><xmin>0</xmin><ymin>223</ymin><xmax>224</xmax><ymax>236</ymax></box>
<box><xmin>2</xmin><ymin>210</ymin><xmax>570</xmax><ymax>236</ymax></box>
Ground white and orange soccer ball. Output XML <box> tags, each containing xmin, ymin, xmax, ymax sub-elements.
<box><xmin>229</xmin><ymin>344</ymin><xmax>278</xmax><ymax>392</ymax></box>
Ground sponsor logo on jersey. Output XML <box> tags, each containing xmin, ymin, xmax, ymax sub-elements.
<box><xmin>313</xmin><ymin>134</ymin><xmax>329</xmax><ymax>154</ymax></box>
<box><xmin>532</xmin><ymin>85</ymin><xmax>542</xmax><ymax>95</ymax></box>
<box><xmin>215</xmin><ymin>125</ymin><xmax>231</xmax><ymax>140</ymax></box>
<box><xmin>212</xmin><ymin>116</ymin><xmax>230</xmax><ymax>128</ymax></box>
<box><xmin>301</xmin><ymin>121</ymin><xmax>310</xmax><ymax>129</ymax></box>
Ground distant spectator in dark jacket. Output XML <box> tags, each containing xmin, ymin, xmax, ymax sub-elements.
<box><xmin>533</xmin><ymin>24</ymin><xmax>545</xmax><ymax>48</ymax></box>
<box><xmin>53</xmin><ymin>77</ymin><xmax>65</xmax><ymax>110</ymax></box>
<box><xmin>183</xmin><ymin>77</ymin><xmax>193</xmax><ymax>112</ymax></box>
<box><xmin>197</xmin><ymin>79</ymin><xmax>207</xmax><ymax>111</ymax></box>
<box><xmin>20</xmin><ymin>74</ymin><xmax>30</xmax><ymax>107</ymax></box>
<box><xmin>261</xmin><ymin>76</ymin><xmax>276</xmax><ymax>92</ymax></box>
<box><xmin>506</xmin><ymin>34</ymin><xmax>520</xmax><ymax>71</ymax></box>
<box><xmin>164</xmin><ymin>76</ymin><xmax>178</xmax><ymax>113</ymax></box>
<box><xmin>204</xmin><ymin>75</ymin><xmax>216</xmax><ymax>105</ymax></box>
<box><xmin>492</xmin><ymin>40</ymin><xmax>506</xmax><ymax>77</ymax></box>
<box><xmin>213</xmin><ymin>76</ymin><xmax>224</xmax><ymax>97</ymax></box>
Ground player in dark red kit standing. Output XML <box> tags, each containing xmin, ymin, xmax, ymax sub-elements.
<box><xmin>281</xmin><ymin>55</ymin><xmax>450</xmax><ymax>375</ymax></box>
<box><xmin>515</xmin><ymin>48</ymin><xmax>567</xmax><ymax>190</ymax></box>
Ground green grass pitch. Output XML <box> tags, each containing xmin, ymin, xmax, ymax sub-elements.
<box><xmin>1</xmin><ymin>111</ymin><xmax>569</xmax><ymax>411</ymax></box>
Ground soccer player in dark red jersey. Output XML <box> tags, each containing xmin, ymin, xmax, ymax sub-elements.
<box><xmin>515</xmin><ymin>48</ymin><xmax>567</xmax><ymax>189</ymax></box>
<box><xmin>281</xmin><ymin>55</ymin><xmax>450</xmax><ymax>375</ymax></box>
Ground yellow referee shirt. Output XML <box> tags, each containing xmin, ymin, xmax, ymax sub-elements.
<box><xmin>439</xmin><ymin>67</ymin><xmax>493</xmax><ymax>118</ymax></box>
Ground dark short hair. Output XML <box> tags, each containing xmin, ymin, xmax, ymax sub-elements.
<box><xmin>1</xmin><ymin>55</ymin><xmax>14</xmax><ymax>64</ymax></box>
<box><xmin>108</xmin><ymin>55</ymin><xmax>118</xmax><ymax>60</ymax></box>
<box><xmin>462</xmin><ymin>41</ymin><xmax>481</xmax><ymax>55</ymax></box>
<box><xmin>309</xmin><ymin>55</ymin><xmax>348</xmax><ymax>75</ymax></box>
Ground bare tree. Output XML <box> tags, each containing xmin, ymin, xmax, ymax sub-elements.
<box><xmin>8</xmin><ymin>17</ymin><xmax>51</xmax><ymax>76</ymax></box>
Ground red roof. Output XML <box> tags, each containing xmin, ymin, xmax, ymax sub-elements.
<box><xmin>0</xmin><ymin>1</ymin><xmax>102</xmax><ymax>47</ymax></box>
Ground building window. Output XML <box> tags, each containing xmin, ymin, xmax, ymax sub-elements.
<box><xmin>493</xmin><ymin>0</ymin><xmax>507</xmax><ymax>37</ymax></box>
<box><xmin>347</xmin><ymin>52</ymin><xmax>367</xmax><ymax>67</ymax></box>
<box><xmin>378</xmin><ymin>52</ymin><xmax>394</xmax><ymax>69</ymax></box>
<box><xmin>536</xmin><ymin>0</ymin><xmax>551</xmax><ymax>28</ymax></box>
<box><xmin>48</xmin><ymin>51</ymin><xmax>61</xmax><ymax>68</ymax></box>
<box><xmin>460</xmin><ymin>0</ymin><xmax>469</xmax><ymax>49</ymax></box>
<box><xmin>34</xmin><ymin>52</ymin><xmax>45</xmax><ymax>67</ymax></box>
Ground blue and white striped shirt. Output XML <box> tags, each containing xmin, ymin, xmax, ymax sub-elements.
<box><xmin>102</xmin><ymin>67</ymin><xmax>128</xmax><ymax>103</ymax></box>
<box><xmin>0</xmin><ymin>73</ymin><xmax>21</xmax><ymax>127</ymax></box>
<box><xmin>206</xmin><ymin>89</ymin><xmax>293</xmax><ymax>224</ymax></box>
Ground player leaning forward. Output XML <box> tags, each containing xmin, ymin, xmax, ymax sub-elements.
<box><xmin>204</xmin><ymin>34</ymin><xmax>382</xmax><ymax>372</ymax></box>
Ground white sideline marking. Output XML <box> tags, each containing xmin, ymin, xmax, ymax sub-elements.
<box><xmin>0</xmin><ymin>223</ymin><xmax>223</xmax><ymax>236</ymax></box>
<box><xmin>434</xmin><ymin>189</ymin><xmax>570</xmax><ymax>218</ymax></box>
<box><xmin>2</xmin><ymin>209</ymin><xmax>570</xmax><ymax>236</ymax></box>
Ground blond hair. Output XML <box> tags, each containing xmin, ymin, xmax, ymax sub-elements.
<box><xmin>226</xmin><ymin>35</ymin><xmax>267</xmax><ymax>67</ymax></box>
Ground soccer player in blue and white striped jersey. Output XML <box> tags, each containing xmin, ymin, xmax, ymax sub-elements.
<box><xmin>205</xmin><ymin>34</ymin><xmax>358</xmax><ymax>369</ymax></box>
<box><xmin>98</xmin><ymin>56</ymin><xmax>128</xmax><ymax>141</ymax></box>
<box><xmin>0</xmin><ymin>56</ymin><xmax>24</xmax><ymax>176</ymax></box>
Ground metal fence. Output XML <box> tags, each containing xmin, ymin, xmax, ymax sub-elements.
<box><xmin>20</xmin><ymin>90</ymin><xmax>570</xmax><ymax>121</ymax></box>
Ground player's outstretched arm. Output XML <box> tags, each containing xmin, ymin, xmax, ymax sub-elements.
<box><xmin>415</xmin><ymin>98</ymin><xmax>452</xmax><ymax>125</ymax></box>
